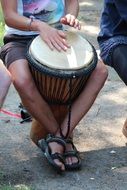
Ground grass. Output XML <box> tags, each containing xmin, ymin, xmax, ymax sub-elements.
<box><xmin>0</xmin><ymin>184</ymin><xmax>34</xmax><ymax>190</ymax></box>
<box><xmin>0</xmin><ymin>4</ymin><xmax>5</xmax><ymax>46</ymax></box>
<box><xmin>0</xmin><ymin>185</ymin><xmax>15</xmax><ymax>190</ymax></box>
<box><xmin>0</xmin><ymin>171</ymin><xmax>33</xmax><ymax>190</ymax></box>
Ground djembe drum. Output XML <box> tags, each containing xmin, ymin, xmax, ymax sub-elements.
<box><xmin>27</xmin><ymin>31</ymin><xmax>97</xmax><ymax>142</ymax></box>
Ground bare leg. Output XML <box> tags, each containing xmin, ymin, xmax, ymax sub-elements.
<box><xmin>122</xmin><ymin>118</ymin><xmax>127</xmax><ymax>138</ymax></box>
<box><xmin>30</xmin><ymin>119</ymin><xmax>48</xmax><ymax>145</ymax></box>
<box><xmin>30</xmin><ymin>105</ymin><xmax>68</xmax><ymax>145</ymax></box>
<box><xmin>9</xmin><ymin>59</ymin><xmax>66</xmax><ymax>170</ymax></box>
<box><xmin>55</xmin><ymin>60</ymin><xmax>108</xmax><ymax>165</ymax></box>
<box><xmin>9</xmin><ymin>59</ymin><xmax>59</xmax><ymax>133</ymax></box>
<box><xmin>57</xmin><ymin>60</ymin><xmax>108</xmax><ymax>136</ymax></box>
<box><xmin>0</xmin><ymin>60</ymin><xmax>12</xmax><ymax>108</ymax></box>
<box><xmin>30</xmin><ymin>105</ymin><xmax>74</xmax><ymax>170</ymax></box>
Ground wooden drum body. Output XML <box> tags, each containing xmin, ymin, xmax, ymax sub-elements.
<box><xmin>27</xmin><ymin>31</ymin><xmax>98</xmax><ymax>142</ymax></box>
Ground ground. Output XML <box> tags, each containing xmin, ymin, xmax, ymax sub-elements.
<box><xmin>0</xmin><ymin>0</ymin><xmax>127</xmax><ymax>190</ymax></box>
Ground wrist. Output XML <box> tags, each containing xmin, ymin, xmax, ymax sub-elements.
<box><xmin>29</xmin><ymin>18</ymin><xmax>47</xmax><ymax>32</ymax></box>
<box><xmin>28</xmin><ymin>16</ymin><xmax>35</xmax><ymax>31</ymax></box>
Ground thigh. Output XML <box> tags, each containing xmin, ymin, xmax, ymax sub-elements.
<box><xmin>0</xmin><ymin>59</ymin><xmax>10</xmax><ymax>77</ymax></box>
<box><xmin>8</xmin><ymin>59</ymin><xmax>35</xmax><ymax>90</ymax></box>
<box><xmin>112</xmin><ymin>45</ymin><xmax>127</xmax><ymax>85</ymax></box>
<box><xmin>0</xmin><ymin>38</ymin><xmax>33</xmax><ymax>83</ymax></box>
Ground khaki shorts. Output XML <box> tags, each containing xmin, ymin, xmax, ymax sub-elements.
<box><xmin>0</xmin><ymin>34</ymin><xmax>37</xmax><ymax>68</ymax></box>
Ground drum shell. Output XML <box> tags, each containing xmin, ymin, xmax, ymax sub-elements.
<box><xmin>29</xmin><ymin>67</ymin><xmax>91</xmax><ymax>104</ymax></box>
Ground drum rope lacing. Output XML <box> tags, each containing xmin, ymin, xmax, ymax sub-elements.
<box><xmin>60</xmin><ymin>78</ymin><xmax>72</xmax><ymax>139</ymax></box>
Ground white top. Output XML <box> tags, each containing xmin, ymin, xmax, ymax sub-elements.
<box><xmin>29</xmin><ymin>32</ymin><xmax>94</xmax><ymax>70</ymax></box>
<box><xmin>5</xmin><ymin>0</ymin><xmax>65</xmax><ymax>35</ymax></box>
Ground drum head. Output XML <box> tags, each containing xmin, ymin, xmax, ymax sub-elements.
<box><xmin>29</xmin><ymin>32</ymin><xmax>94</xmax><ymax>70</ymax></box>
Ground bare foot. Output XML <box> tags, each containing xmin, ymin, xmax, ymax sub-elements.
<box><xmin>65</xmin><ymin>141</ymin><xmax>78</xmax><ymax>165</ymax></box>
<box><xmin>49</xmin><ymin>141</ymin><xmax>65</xmax><ymax>171</ymax></box>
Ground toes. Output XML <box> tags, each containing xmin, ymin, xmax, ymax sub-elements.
<box><xmin>54</xmin><ymin>159</ymin><xmax>65</xmax><ymax>171</ymax></box>
<box><xmin>66</xmin><ymin>157</ymin><xmax>72</xmax><ymax>165</ymax></box>
<box><xmin>66</xmin><ymin>156</ymin><xmax>78</xmax><ymax>165</ymax></box>
<box><xmin>49</xmin><ymin>142</ymin><xmax>65</xmax><ymax>170</ymax></box>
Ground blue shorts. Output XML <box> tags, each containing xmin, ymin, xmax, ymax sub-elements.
<box><xmin>98</xmin><ymin>35</ymin><xmax>127</xmax><ymax>67</ymax></box>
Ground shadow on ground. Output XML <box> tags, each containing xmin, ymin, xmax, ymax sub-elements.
<box><xmin>0</xmin><ymin>142</ymin><xmax>127</xmax><ymax>190</ymax></box>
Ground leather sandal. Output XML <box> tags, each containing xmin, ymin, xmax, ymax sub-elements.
<box><xmin>64</xmin><ymin>138</ymin><xmax>81</xmax><ymax>170</ymax></box>
<box><xmin>38</xmin><ymin>134</ymin><xmax>66</xmax><ymax>172</ymax></box>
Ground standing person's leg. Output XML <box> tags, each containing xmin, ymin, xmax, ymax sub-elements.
<box><xmin>0</xmin><ymin>60</ymin><xmax>11</xmax><ymax>108</ymax></box>
<box><xmin>112</xmin><ymin>45</ymin><xmax>127</xmax><ymax>85</ymax></box>
<box><xmin>112</xmin><ymin>45</ymin><xmax>127</xmax><ymax>137</ymax></box>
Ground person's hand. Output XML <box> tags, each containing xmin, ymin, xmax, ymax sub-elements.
<box><xmin>38</xmin><ymin>22</ymin><xmax>70</xmax><ymax>51</ymax></box>
<box><xmin>60</xmin><ymin>14</ymin><xmax>81</xmax><ymax>30</ymax></box>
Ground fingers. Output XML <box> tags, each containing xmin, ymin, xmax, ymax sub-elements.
<box><xmin>50</xmin><ymin>30</ymin><xmax>69</xmax><ymax>51</ymax></box>
<box><xmin>61</xmin><ymin>14</ymin><xmax>81</xmax><ymax>30</ymax></box>
<box><xmin>57</xmin><ymin>30</ymin><xmax>70</xmax><ymax>48</ymax></box>
<box><xmin>41</xmin><ymin>29</ymin><xmax>70</xmax><ymax>52</ymax></box>
<box><xmin>73</xmin><ymin>18</ymin><xmax>81</xmax><ymax>30</ymax></box>
<box><xmin>66</xmin><ymin>14</ymin><xmax>75</xmax><ymax>26</ymax></box>
<box><xmin>50</xmin><ymin>39</ymin><xmax>67</xmax><ymax>52</ymax></box>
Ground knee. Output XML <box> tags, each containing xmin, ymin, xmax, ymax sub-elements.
<box><xmin>13</xmin><ymin>75</ymin><xmax>34</xmax><ymax>93</ymax></box>
<box><xmin>13</xmin><ymin>76</ymin><xmax>27</xmax><ymax>91</ymax></box>
<box><xmin>93</xmin><ymin>60</ymin><xmax>108</xmax><ymax>82</ymax></box>
<box><xmin>2</xmin><ymin>71</ymin><xmax>12</xmax><ymax>89</ymax></box>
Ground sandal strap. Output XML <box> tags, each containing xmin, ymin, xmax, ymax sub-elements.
<box><xmin>64</xmin><ymin>150</ymin><xmax>79</xmax><ymax>157</ymax></box>
<box><xmin>64</xmin><ymin>137</ymin><xmax>80</xmax><ymax>158</ymax></box>
<box><xmin>65</xmin><ymin>138</ymin><xmax>77</xmax><ymax>150</ymax></box>
<box><xmin>64</xmin><ymin>137</ymin><xmax>81</xmax><ymax>170</ymax></box>
<box><xmin>44</xmin><ymin>146</ymin><xmax>65</xmax><ymax>171</ymax></box>
<box><xmin>65</xmin><ymin>137</ymin><xmax>73</xmax><ymax>144</ymax></box>
<box><xmin>51</xmin><ymin>153</ymin><xmax>65</xmax><ymax>164</ymax></box>
<box><xmin>45</xmin><ymin>134</ymin><xmax>66</xmax><ymax>152</ymax></box>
